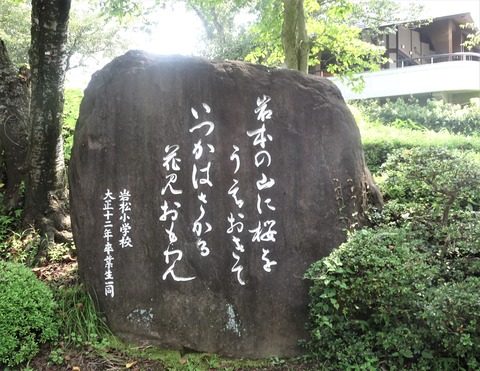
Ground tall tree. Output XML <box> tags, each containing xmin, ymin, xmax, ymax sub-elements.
<box><xmin>23</xmin><ymin>0</ymin><xmax>72</xmax><ymax>243</ymax></box>
<box><xmin>183</xmin><ymin>0</ymin><xmax>399</xmax><ymax>80</ymax></box>
<box><xmin>282</xmin><ymin>0</ymin><xmax>309</xmax><ymax>72</ymax></box>
<box><xmin>244</xmin><ymin>0</ymin><xmax>392</xmax><ymax>83</ymax></box>
<box><xmin>0</xmin><ymin>40</ymin><xmax>29</xmax><ymax>210</ymax></box>
<box><xmin>0</xmin><ymin>0</ymin><xmax>136</xmax><ymax>250</ymax></box>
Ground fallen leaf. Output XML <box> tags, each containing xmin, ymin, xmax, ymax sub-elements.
<box><xmin>126</xmin><ymin>361</ymin><xmax>139</xmax><ymax>368</ymax></box>
<box><xmin>62</xmin><ymin>254</ymin><xmax>76</xmax><ymax>262</ymax></box>
<box><xmin>32</xmin><ymin>268</ymin><xmax>42</xmax><ymax>277</ymax></box>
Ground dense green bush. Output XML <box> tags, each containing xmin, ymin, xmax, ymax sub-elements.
<box><xmin>374</xmin><ymin>146</ymin><xmax>480</xmax><ymax>283</ymax></box>
<box><xmin>304</xmin><ymin>228</ymin><xmax>438</xmax><ymax>369</ymax></box>
<box><xmin>304</xmin><ymin>146</ymin><xmax>480</xmax><ymax>369</ymax></box>
<box><xmin>431</xmin><ymin>212</ymin><xmax>480</xmax><ymax>278</ymax></box>
<box><xmin>304</xmin><ymin>227</ymin><xmax>480</xmax><ymax>369</ymax></box>
<box><xmin>0</xmin><ymin>260</ymin><xmax>59</xmax><ymax>367</ymax></box>
<box><xmin>422</xmin><ymin>277</ymin><xmax>480</xmax><ymax>368</ymax></box>
<box><xmin>379</xmin><ymin>147</ymin><xmax>480</xmax><ymax>222</ymax></box>
<box><xmin>371</xmin><ymin>147</ymin><xmax>480</xmax><ymax>247</ymax></box>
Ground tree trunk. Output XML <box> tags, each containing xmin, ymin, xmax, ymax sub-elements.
<box><xmin>282</xmin><ymin>0</ymin><xmax>309</xmax><ymax>72</ymax></box>
<box><xmin>23</xmin><ymin>0</ymin><xmax>72</xmax><ymax>244</ymax></box>
<box><xmin>0</xmin><ymin>40</ymin><xmax>29</xmax><ymax>210</ymax></box>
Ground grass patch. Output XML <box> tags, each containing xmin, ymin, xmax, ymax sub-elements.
<box><xmin>103</xmin><ymin>338</ymin><xmax>278</xmax><ymax>370</ymax></box>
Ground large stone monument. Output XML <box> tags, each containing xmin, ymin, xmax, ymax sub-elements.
<box><xmin>69</xmin><ymin>51</ymin><xmax>371</xmax><ymax>358</ymax></box>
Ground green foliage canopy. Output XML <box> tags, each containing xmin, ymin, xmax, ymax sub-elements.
<box><xmin>100</xmin><ymin>0</ymin><xmax>419</xmax><ymax>86</ymax></box>
<box><xmin>187</xmin><ymin>0</ymin><xmax>257</xmax><ymax>61</ymax></box>
<box><xmin>66</xmin><ymin>2</ymin><xmax>131</xmax><ymax>71</ymax></box>
<box><xmin>0</xmin><ymin>0</ymin><xmax>30</xmax><ymax>66</ymax></box>
<box><xmin>245</xmin><ymin>0</ymin><xmax>389</xmax><ymax>78</ymax></box>
<box><xmin>461</xmin><ymin>22</ymin><xmax>480</xmax><ymax>51</ymax></box>
<box><xmin>0</xmin><ymin>0</ymin><xmax>131</xmax><ymax>70</ymax></box>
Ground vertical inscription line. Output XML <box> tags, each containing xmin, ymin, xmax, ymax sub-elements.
<box><xmin>247</xmin><ymin>95</ymin><xmax>278</xmax><ymax>272</ymax></box>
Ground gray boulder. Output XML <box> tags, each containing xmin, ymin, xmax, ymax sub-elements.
<box><xmin>69</xmin><ymin>51</ymin><xmax>371</xmax><ymax>358</ymax></box>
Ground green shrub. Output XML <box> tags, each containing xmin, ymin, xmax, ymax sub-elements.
<box><xmin>304</xmin><ymin>146</ymin><xmax>480</xmax><ymax>369</ymax></box>
<box><xmin>434</xmin><ymin>215</ymin><xmax>480</xmax><ymax>276</ymax></box>
<box><xmin>304</xmin><ymin>227</ymin><xmax>440</xmax><ymax>369</ymax></box>
<box><xmin>378</xmin><ymin>147</ymin><xmax>480</xmax><ymax>225</ymax></box>
<box><xmin>369</xmin><ymin>147</ymin><xmax>480</xmax><ymax>281</ymax></box>
<box><xmin>422</xmin><ymin>277</ymin><xmax>480</xmax><ymax>369</ymax></box>
<box><xmin>0</xmin><ymin>261</ymin><xmax>59</xmax><ymax>367</ymax></box>
<box><xmin>304</xmin><ymin>227</ymin><xmax>480</xmax><ymax>369</ymax></box>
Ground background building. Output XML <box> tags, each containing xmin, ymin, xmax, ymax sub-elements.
<box><xmin>326</xmin><ymin>13</ymin><xmax>480</xmax><ymax>104</ymax></box>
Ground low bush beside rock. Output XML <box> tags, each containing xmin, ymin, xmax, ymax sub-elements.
<box><xmin>0</xmin><ymin>260</ymin><xmax>59</xmax><ymax>367</ymax></box>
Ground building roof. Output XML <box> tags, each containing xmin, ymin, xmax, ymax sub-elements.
<box><xmin>381</xmin><ymin>12</ymin><xmax>477</xmax><ymax>30</ymax></box>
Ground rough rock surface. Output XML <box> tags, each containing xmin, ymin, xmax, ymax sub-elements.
<box><xmin>69</xmin><ymin>51</ymin><xmax>370</xmax><ymax>358</ymax></box>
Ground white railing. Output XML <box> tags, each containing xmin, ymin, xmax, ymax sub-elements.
<box><xmin>391</xmin><ymin>52</ymin><xmax>480</xmax><ymax>68</ymax></box>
